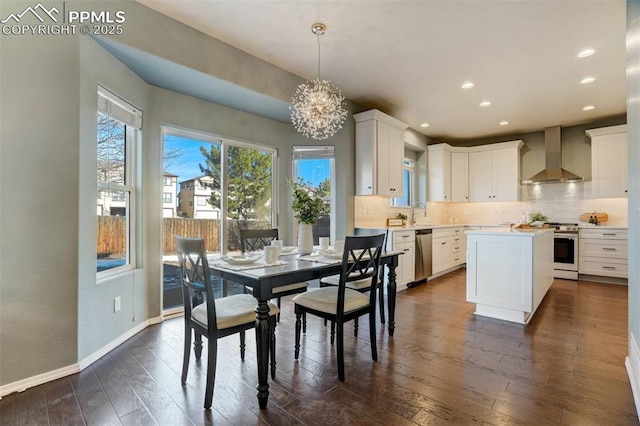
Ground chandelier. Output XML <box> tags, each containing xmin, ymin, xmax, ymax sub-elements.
<box><xmin>290</xmin><ymin>23</ymin><xmax>349</xmax><ymax>140</ymax></box>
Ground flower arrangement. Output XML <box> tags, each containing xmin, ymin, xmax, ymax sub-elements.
<box><xmin>530</xmin><ymin>211</ymin><xmax>549</xmax><ymax>223</ymax></box>
<box><xmin>288</xmin><ymin>178</ymin><xmax>324</xmax><ymax>224</ymax></box>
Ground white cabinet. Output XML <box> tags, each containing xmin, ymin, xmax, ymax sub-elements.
<box><xmin>450</xmin><ymin>152</ymin><xmax>469</xmax><ymax>202</ymax></box>
<box><xmin>355</xmin><ymin>109</ymin><xmax>408</xmax><ymax>197</ymax></box>
<box><xmin>387</xmin><ymin>230</ymin><xmax>415</xmax><ymax>290</ymax></box>
<box><xmin>468</xmin><ymin>141</ymin><xmax>523</xmax><ymax>202</ymax></box>
<box><xmin>432</xmin><ymin>227</ymin><xmax>466</xmax><ymax>274</ymax></box>
<box><xmin>579</xmin><ymin>228</ymin><xmax>628</xmax><ymax>279</ymax></box>
<box><xmin>586</xmin><ymin>125</ymin><xmax>627</xmax><ymax>198</ymax></box>
<box><xmin>428</xmin><ymin>145</ymin><xmax>451</xmax><ymax>202</ymax></box>
<box><xmin>428</xmin><ymin>145</ymin><xmax>468</xmax><ymax>202</ymax></box>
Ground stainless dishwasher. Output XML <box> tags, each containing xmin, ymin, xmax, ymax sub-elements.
<box><xmin>412</xmin><ymin>229</ymin><xmax>433</xmax><ymax>286</ymax></box>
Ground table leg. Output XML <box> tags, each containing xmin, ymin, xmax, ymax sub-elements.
<box><xmin>255</xmin><ymin>299</ymin><xmax>270</xmax><ymax>409</ymax></box>
<box><xmin>386</xmin><ymin>258</ymin><xmax>398</xmax><ymax>336</ymax></box>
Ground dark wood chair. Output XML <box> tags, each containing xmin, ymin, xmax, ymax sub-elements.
<box><xmin>239</xmin><ymin>228</ymin><xmax>309</xmax><ymax>322</ymax></box>
<box><xmin>292</xmin><ymin>233</ymin><xmax>385</xmax><ymax>382</ymax></box>
<box><xmin>174</xmin><ymin>236</ymin><xmax>279</xmax><ymax>409</ymax></box>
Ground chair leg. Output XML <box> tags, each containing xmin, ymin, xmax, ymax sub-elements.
<box><xmin>354</xmin><ymin>317</ymin><xmax>359</xmax><ymax>338</ymax></box>
<box><xmin>204</xmin><ymin>337</ymin><xmax>217</xmax><ymax>410</ymax></box>
<box><xmin>303</xmin><ymin>312</ymin><xmax>307</xmax><ymax>334</ymax></box>
<box><xmin>270</xmin><ymin>316</ymin><xmax>277</xmax><ymax>379</ymax></box>
<box><xmin>276</xmin><ymin>297</ymin><xmax>281</xmax><ymax>322</ymax></box>
<box><xmin>378</xmin><ymin>284</ymin><xmax>386</xmax><ymax>324</ymax></box>
<box><xmin>181</xmin><ymin>325</ymin><xmax>192</xmax><ymax>384</ymax></box>
<box><xmin>194</xmin><ymin>331</ymin><xmax>203</xmax><ymax>359</ymax></box>
<box><xmin>294</xmin><ymin>311</ymin><xmax>302</xmax><ymax>359</ymax></box>
<box><xmin>240</xmin><ymin>330</ymin><xmax>246</xmax><ymax>360</ymax></box>
<box><xmin>337</xmin><ymin>322</ymin><xmax>345</xmax><ymax>382</ymax></box>
<box><xmin>330</xmin><ymin>321</ymin><xmax>336</xmax><ymax>345</ymax></box>
<box><xmin>369</xmin><ymin>310</ymin><xmax>378</xmax><ymax>362</ymax></box>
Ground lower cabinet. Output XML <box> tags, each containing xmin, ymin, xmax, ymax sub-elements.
<box><xmin>432</xmin><ymin>227</ymin><xmax>466</xmax><ymax>275</ymax></box>
<box><xmin>578</xmin><ymin>228</ymin><xmax>628</xmax><ymax>279</ymax></box>
<box><xmin>387</xmin><ymin>229</ymin><xmax>415</xmax><ymax>290</ymax></box>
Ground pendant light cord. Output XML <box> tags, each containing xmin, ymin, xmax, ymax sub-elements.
<box><xmin>316</xmin><ymin>33</ymin><xmax>321</xmax><ymax>80</ymax></box>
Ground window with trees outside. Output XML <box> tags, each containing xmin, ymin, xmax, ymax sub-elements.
<box><xmin>96</xmin><ymin>86</ymin><xmax>142</xmax><ymax>275</ymax></box>
<box><xmin>293</xmin><ymin>145</ymin><xmax>335</xmax><ymax>243</ymax></box>
<box><xmin>162</xmin><ymin>126</ymin><xmax>276</xmax><ymax>311</ymax></box>
<box><xmin>391</xmin><ymin>158</ymin><xmax>414</xmax><ymax>207</ymax></box>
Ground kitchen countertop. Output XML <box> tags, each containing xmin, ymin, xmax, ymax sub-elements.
<box><xmin>465</xmin><ymin>228</ymin><xmax>554</xmax><ymax>237</ymax></box>
<box><xmin>359</xmin><ymin>223</ymin><xmax>628</xmax><ymax>232</ymax></box>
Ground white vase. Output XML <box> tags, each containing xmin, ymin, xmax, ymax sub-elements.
<box><xmin>297</xmin><ymin>223</ymin><xmax>314</xmax><ymax>255</ymax></box>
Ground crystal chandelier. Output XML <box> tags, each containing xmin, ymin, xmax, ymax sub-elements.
<box><xmin>290</xmin><ymin>23</ymin><xmax>349</xmax><ymax>140</ymax></box>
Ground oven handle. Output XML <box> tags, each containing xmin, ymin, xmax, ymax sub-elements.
<box><xmin>555</xmin><ymin>235</ymin><xmax>578</xmax><ymax>240</ymax></box>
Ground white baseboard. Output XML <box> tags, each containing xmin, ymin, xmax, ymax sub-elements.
<box><xmin>0</xmin><ymin>315</ymin><xmax>162</xmax><ymax>399</ymax></box>
<box><xmin>625</xmin><ymin>332</ymin><xmax>640</xmax><ymax>417</ymax></box>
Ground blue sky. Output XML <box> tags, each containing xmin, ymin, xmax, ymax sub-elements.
<box><xmin>164</xmin><ymin>136</ymin><xmax>329</xmax><ymax>187</ymax></box>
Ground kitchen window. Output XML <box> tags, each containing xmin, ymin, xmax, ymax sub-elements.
<box><xmin>391</xmin><ymin>158</ymin><xmax>414</xmax><ymax>207</ymax></box>
<box><xmin>96</xmin><ymin>86</ymin><xmax>141</xmax><ymax>276</ymax></box>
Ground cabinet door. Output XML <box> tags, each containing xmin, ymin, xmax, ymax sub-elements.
<box><xmin>376</xmin><ymin>121</ymin><xmax>404</xmax><ymax>197</ymax></box>
<box><xmin>592</xmin><ymin>133</ymin><xmax>627</xmax><ymax>198</ymax></box>
<box><xmin>397</xmin><ymin>241</ymin><xmax>415</xmax><ymax>286</ymax></box>
<box><xmin>451</xmin><ymin>152</ymin><xmax>469</xmax><ymax>202</ymax></box>
<box><xmin>355</xmin><ymin>121</ymin><xmax>375</xmax><ymax>195</ymax></box>
<box><xmin>468</xmin><ymin>151</ymin><xmax>493</xmax><ymax>202</ymax></box>
<box><xmin>428</xmin><ymin>148</ymin><xmax>451</xmax><ymax>202</ymax></box>
<box><xmin>432</xmin><ymin>237</ymin><xmax>451</xmax><ymax>273</ymax></box>
<box><xmin>491</xmin><ymin>148</ymin><xmax>520</xmax><ymax>201</ymax></box>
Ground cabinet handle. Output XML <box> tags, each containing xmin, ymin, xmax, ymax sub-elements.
<box><xmin>454</xmin><ymin>258</ymin><xmax>460</xmax><ymax>261</ymax></box>
<box><xmin>401</xmin><ymin>235</ymin><xmax>410</xmax><ymax>238</ymax></box>
<box><xmin>441</xmin><ymin>242</ymin><xmax>447</xmax><ymax>245</ymax></box>
<box><xmin>602</xmin><ymin>247</ymin><xmax>617</xmax><ymax>251</ymax></box>
<box><xmin>602</xmin><ymin>266</ymin><xmax>616</xmax><ymax>270</ymax></box>
<box><xmin>367</xmin><ymin>186</ymin><xmax>372</xmax><ymax>189</ymax></box>
<box><xmin>404</xmin><ymin>248</ymin><xmax>410</xmax><ymax>252</ymax></box>
<box><xmin>603</xmin><ymin>233</ymin><xmax>617</xmax><ymax>236</ymax></box>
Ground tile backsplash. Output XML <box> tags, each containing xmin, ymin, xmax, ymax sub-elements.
<box><xmin>355</xmin><ymin>182</ymin><xmax>628</xmax><ymax>228</ymax></box>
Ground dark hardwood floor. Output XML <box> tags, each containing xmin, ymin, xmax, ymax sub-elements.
<box><xmin>2</xmin><ymin>270</ymin><xmax>638</xmax><ymax>425</ymax></box>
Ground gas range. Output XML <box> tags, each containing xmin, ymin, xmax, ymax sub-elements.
<box><xmin>545</xmin><ymin>222</ymin><xmax>579</xmax><ymax>235</ymax></box>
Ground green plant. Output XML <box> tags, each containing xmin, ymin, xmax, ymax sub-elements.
<box><xmin>530</xmin><ymin>211</ymin><xmax>548</xmax><ymax>222</ymax></box>
<box><xmin>396</xmin><ymin>213</ymin><xmax>408</xmax><ymax>220</ymax></box>
<box><xmin>288</xmin><ymin>178</ymin><xmax>324</xmax><ymax>224</ymax></box>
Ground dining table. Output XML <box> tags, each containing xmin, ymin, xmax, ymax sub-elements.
<box><xmin>208</xmin><ymin>248</ymin><xmax>402</xmax><ymax>409</ymax></box>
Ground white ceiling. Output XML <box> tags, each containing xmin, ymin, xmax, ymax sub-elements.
<box><xmin>134</xmin><ymin>0</ymin><xmax>627</xmax><ymax>140</ymax></box>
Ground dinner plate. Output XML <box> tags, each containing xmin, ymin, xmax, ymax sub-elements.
<box><xmin>319</xmin><ymin>249</ymin><xmax>343</xmax><ymax>259</ymax></box>
<box><xmin>220</xmin><ymin>254</ymin><xmax>261</xmax><ymax>265</ymax></box>
<box><xmin>281</xmin><ymin>246</ymin><xmax>297</xmax><ymax>254</ymax></box>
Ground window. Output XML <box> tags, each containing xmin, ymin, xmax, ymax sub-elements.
<box><xmin>163</xmin><ymin>176</ymin><xmax>172</xmax><ymax>186</ymax></box>
<box><xmin>391</xmin><ymin>158</ymin><xmax>414</xmax><ymax>207</ymax></box>
<box><xmin>96</xmin><ymin>86</ymin><xmax>141</xmax><ymax>275</ymax></box>
<box><xmin>293</xmin><ymin>145</ymin><xmax>335</xmax><ymax>243</ymax></box>
<box><xmin>162</xmin><ymin>126</ymin><xmax>277</xmax><ymax>311</ymax></box>
<box><xmin>163</xmin><ymin>192</ymin><xmax>172</xmax><ymax>203</ymax></box>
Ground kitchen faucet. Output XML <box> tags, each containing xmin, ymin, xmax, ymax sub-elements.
<box><xmin>410</xmin><ymin>202</ymin><xmax>427</xmax><ymax>225</ymax></box>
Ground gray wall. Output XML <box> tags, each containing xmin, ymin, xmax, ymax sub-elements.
<box><xmin>627</xmin><ymin>0</ymin><xmax>640</xmax><ymax>385</ymax></box>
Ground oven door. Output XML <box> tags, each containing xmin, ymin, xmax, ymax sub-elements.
<box><xmin>553</xmin><ymin>234</ymin><xmax>578</xmax><ymax>271</ymax></box>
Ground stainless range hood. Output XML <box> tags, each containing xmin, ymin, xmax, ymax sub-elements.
<box><xmin>524</xmin><ymin>126</ymin><xmax>583</xmax><ymax>184</ymax></box>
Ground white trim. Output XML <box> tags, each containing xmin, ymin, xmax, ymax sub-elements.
<box><xmin>626</xmin><ymin>332</ymin><xmax>640</xmax><ymax>417</ymax></box>
<box><xmin>0</xmin><ymin>316</ymin><xmax>162</xmax><ymax>399</ymax></box>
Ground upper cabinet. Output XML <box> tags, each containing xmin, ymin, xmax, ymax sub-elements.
<box><xmin>428</xmin><ymin>144</ymin><xmax>469</xmax><ymax>202</ymax></box>
<box><xmin>469</xmin><ymin>143</ymin><xmax>523</xmax><ymax>202</ymax></box>
<box><xmin>354</xmin><ymin>110</ymin><xmax>409</xmax><ymax>196</ymax></box>
<box><xmin>586</xmin><ymin>125</ymin><xmax>627</xmax><ymax>198</ymax></box>
<box><xmin>429</xmin><ymin>140</ymin><xmax>522</xmax><ymax>203</ymax></box>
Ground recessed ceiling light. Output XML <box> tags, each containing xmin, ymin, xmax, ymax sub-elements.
<box><xmin>480</xmin><ymin>101</ymin><xmax>491</xmax><ymax>107</ymax></box>
<box><xmin>578</xmin><ymin>48</ymin><xmax>596</xmax><ymax>58</ymax></box>
<box><xmin>420</xmin><ymin>123</ymin><xmax>430</xmax><ymax>128</ymax></box>
<box><xmin>499</xmin><ymin>121</ymin><xmax>509</xmax><ymax>126</ymax></box>
<box><xmin>583</xmin><ymin>105</ymin><xmax>595</xmax><ymax>111</ymax></box>
<box><xmin>461</xmin><ymin>82</ymin><xmax>474</xmax><ymax>89</ymax></box>
<box><xmin>580</xmin><ymin>76</ymin><xmax>596</xmax><ymax>84</ymax></box>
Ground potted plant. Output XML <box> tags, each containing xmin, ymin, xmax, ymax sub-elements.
<box><xmin>289</xmin><ymin>178</ymin><xmax>324</xmax><ymax>255</ymax></box>
<box><xmin>529</xmin><ymin>211</ymin><xmax>549</xmax><ymax>226</ymax></box>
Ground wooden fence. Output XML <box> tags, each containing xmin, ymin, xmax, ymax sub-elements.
<box><xmin>97</xmin><ymin>217</ymin><xmax>272</xmax><ymax>256</ymax></box>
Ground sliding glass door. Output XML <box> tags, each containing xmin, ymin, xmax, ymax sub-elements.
<box><xmin>162</xmin><ymin>126</ymin><xmax>276</xmax><ymax>311</ymax></box>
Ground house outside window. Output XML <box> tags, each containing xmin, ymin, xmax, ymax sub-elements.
<box><xmin>96</xmin><ymin>86</ymin><xmax>141</xmax><ymax>275</ymax></box>
<box><xmin>391</xmin><ymin>158</ymin><xmax>414</xmax><ymax>207</ymax></box>
<box><xmin>163</xmin><ymin>192</ymin><xmax>172</xmax><ymax>203</ymax></box>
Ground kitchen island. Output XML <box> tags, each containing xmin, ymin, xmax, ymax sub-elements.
<box><xmin>466</xmin><ymin>228</ymin><xmax>553</xmax><ymax>324</ymax></box>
